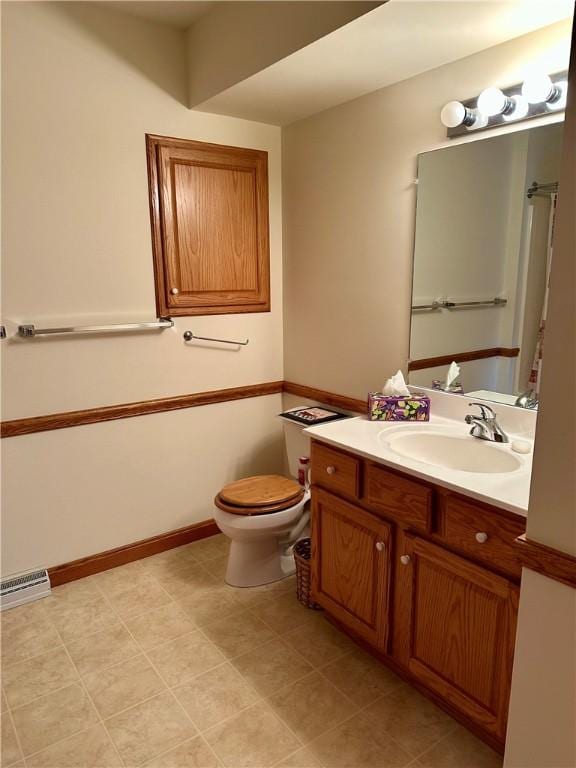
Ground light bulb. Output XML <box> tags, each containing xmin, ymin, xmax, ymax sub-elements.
<box><xmin>477</xmin><ymin>87</ymin><xmax>512</xmax><ymax>117</ymax></box>
<box><xmin>466</xmin><ymin>110</ymin><xmax>489</xmax><ymax>131</ymax></box>
<box><xmin>440</xmin><ymin>101</ymin><xmax>476</xmax><ymax>128</ymax></box>
<box><xmin>547</xmin><ymin>80</ymin><xmax>568</xmax><ymax>110</ymax></box>
<box><xmin>503</xmin><ymin>95</ymin><xmax>530</xmax><ymax>122</ymax></box>
<box><xmin>521</xmin><ymin>73</ymin><xmax>555</xmax><ymax>104</ymax></box>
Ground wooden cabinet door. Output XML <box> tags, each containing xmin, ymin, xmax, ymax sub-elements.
<box><xmin>147</xmin><ymin>135</ymin><xmax>270</xmax><ymax>316</ymax></box>
<box><xmin>396</xmin><ymin>535</ymin><xmax>518</xmax><ymax>740</ymax></box>
<box><xmin>311</xmin><ymin>488</ymin><xmax>391</xmax><ymax>649</ymax></box>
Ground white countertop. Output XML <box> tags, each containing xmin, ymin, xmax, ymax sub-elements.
<box><xmin>304</xmin><ymin>413</ymin><xmax>532</xmax><ymax>517</ymax></box>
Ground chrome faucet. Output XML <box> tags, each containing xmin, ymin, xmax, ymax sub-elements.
<box><xmin>514</xmin><ymin>389</ymin><xmax>538</xmax><ymax>409</ymax></box>
<box><xmin>465</xmin><ymin>402</ymin><xmax>509</xmax><ymax>443</ymax></box>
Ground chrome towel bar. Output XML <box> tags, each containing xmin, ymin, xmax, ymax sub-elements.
<box><xmin>183</xmin><ymin>331</ymin><xmax>249</xmax><ymax>346</ymax></box>
<box><xmin>17</xmin><ymin>318</ymin><xmax>174</xmax><ymax>337</ymax></box>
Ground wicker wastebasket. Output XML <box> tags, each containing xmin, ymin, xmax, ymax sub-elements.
<box><xmin>293</xmin><ymin>538</ymin><xmax>322</xmax><ymax>610</ymax></box>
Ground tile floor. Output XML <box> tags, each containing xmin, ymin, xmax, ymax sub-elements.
<box><xmin>1</xmin><ymin>535</ymin><xmax>504</xmax><ymax>768</ymax></box>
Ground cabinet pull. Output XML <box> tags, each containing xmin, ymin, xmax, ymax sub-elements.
<box><xmin>475</xmin><ymin>532</ymin><xmax>489</xmax><ymax>544</ymax></box>
<box><xmin>400</xmin><ymin>555</ymin><xmax>411</xmax><ymax>565</ymax></box>
<box><xmin>375</xmin><ymin>541</ymin><xmax>385</xmax><ymax>552</ymax></box>
<box><xmin>170</xmin><ymin>287</ymin><xmax>179</xmax><ymax>295</ymax></box>
<box><xmin>326</xmin><ymin>466</ymin><xmax>337</xmax><ymax>475</ymax></box>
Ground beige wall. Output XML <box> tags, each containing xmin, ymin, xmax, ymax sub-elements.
<box><xmin>282</xmin><ymin>20</ymin><xmax>572</xmax><ymax>400</ymax></box>
<box><xmin>186</xmin><ymin>1</ymin><xmax>382</xmax><ymax>107</ymax></box>
<box><xmin>0</xmin><ymin>1</ymin><xmax>284</xmax><ymax>574</ymax></box>
<box><xmin>505</xmin><ymin>24</ymin><xmax>576</xmax><ymax>768</ymax></box>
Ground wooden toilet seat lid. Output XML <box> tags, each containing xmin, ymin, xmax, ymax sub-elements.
<box><xmin>219</xmin><ymin>475</ymin><xmax>303</xmax><ymax>508</ymax></box>
<box><xmin>214</xmin><ymin>490</ymin><xmax>305</xmax><ymax>516</ymax></box>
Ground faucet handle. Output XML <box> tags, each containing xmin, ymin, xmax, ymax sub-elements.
<box><xmin>468</xmin><ymin>402</ymin><xmax>496</xmax><ymax>420</ymax></box>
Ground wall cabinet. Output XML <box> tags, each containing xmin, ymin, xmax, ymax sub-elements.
<box><xmin>146</xmin><ymin>134</ymin><xmax>270</xmax><ymax>317</ymax></box>
<box><xmin>310</xmin><ymin>439</ymin><xmax>525</xmax><ymax>750</ymax></box>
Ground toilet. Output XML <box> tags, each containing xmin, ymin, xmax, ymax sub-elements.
<box><xmin>214</xmin><ymin>475</ymin><xmax>310</xmax><ymax>588</ymax></box>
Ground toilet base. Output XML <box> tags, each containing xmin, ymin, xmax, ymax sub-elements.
<box><xmin>225</xmin><ymin>538</ymin><xmax>295</xmax><ymax>588</ymax></box>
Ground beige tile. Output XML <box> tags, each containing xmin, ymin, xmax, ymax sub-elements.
<box><xmin>125</xmin><ymin>604</ymin><xmax>196</xmax><ymax>650</ymax></box>
<box><xmin>1</xmin><ymin>613</ymin><xmax>62</xmax><ymax>667</ymax></box>
<box><xmin>282</xmin><ymin>616</ymin><xmax>354</xmax><ymax>668</ymax></box>
<box><xmin>44</xmin><ymin>578</ymin><xmax>102</xmax><ymax>609</ymax></box>
<box><xmin>147</xmin><ymin>631</ymin><xmax>225</xmax><ymax>687</ymax></box>
<box><xmin>144</xmin><ymin>735</ymin><xmax>219</xmax><ymax>767</ymax></box>
<box><xmin>141</xmin><ymin>548</ymin><xmax>200</xmax><ymax>577</ymax></box>
<box><xmin>48</xmin><ymin>596</ymin><xmax>119</xmax><ymax>643</ymax></box>
<box><xmin>174</xmin><ymin>662</ymin><xmax>259</xmax><ymax>732</ymax></box>
<box><xmin>3</xmin><ymin>647</ymin><xmax>78</xmax><ymax>708</ymax></box>
<box><xmin>105</xmin><ymin>691</ymin><xmax>196</xmax><ymax>767</ymax></box>
<box><xmin>157</xmin><ymin>567</ymin><xmax>220</xmax><ymax>602</ymax></box>
<box><xmin>274</xmin><ymin>747</ymin><xmax>321</xmax><ymax>768</ymax></box>
<box><xmin>185</xmin><ymin>536</ymin><xmax>229</xmax><ymax>563</ymax></box>
<box><xmin>1</xmin><ymin>687</ymin><xmax>9</xmax><ymax>712</ymax></box>
<box><xmin>321</xmin><ymin>648</ymin><xmax>404</xmax><ymax>707</ymax></box>
<box><xmin>205</xmin><ymin>701</ymin><xmax>300</xmax><ymax>768</ymax></box>
<box><xmin>232</xmin><ymin>638</ymin><xmax>313</xmax><ymax>696</ymax></box>
<box><xmin>84</xmin><ymin>655</ymin><xmax>166</xmax><ymax>718</ymax></box>
<box><xmin>202</xmin><ymin>611</ymin><xmax>274</xmax><ymax>659</ymax></box>
<box><xmin>224</xmin><ymin>577</ymin><xmax>296</xmax><ymax>611</ymax></box>
<box><xmin>417</xmin><ymin>724</ymin><xmax>503</xmax><ymax>768</ymax></box>
<box><xmin>26</xmin><ymin>724</ymin><xmax>123</xmax><ymax>768</ymax></box>
<box><xmin>11</xmin><ymin>683</ymin><xmax>98</xmax><ymax>756</ymax></box>
<box><xmin>308</xmin><ymin>711</ymin><xmax>412</xmax><ymax>768</ymax></box>
<box><xmin>202</xmin><ymin>555</ymin><xmax>228</xmax><ymax>580</ymax></box>
<box><xmin>267</xmin><ymin>672</ymin><xmax>357</xmax><ymax>744</ymax></box>
<box><xmin>175</xmin><ymin>586</ymin><xmax>244</xmax><ymax>627</ymax></box>
<box><xmin>363</xmin><ymin>686</ymin><xmax>457</xmax><ymax>758</ymax></box>
<box><xmin>92</xmin><ymin>561</ymin><xmax>151</xmax><ymax>596</ymax></box>
<box><xmin>1</xmin><ymin>712</ymin><xmax>23</xmax><ymax>767</ymax></box>
<box><xmin>107</xmin><ymin>580</ymin><xmax>172</xmax><ymax>620</ymax></box>
<box><xmin>1</xmin><ymin>601</ymin><xmax>48</xmax><ymax>630</ymax></box>
<box><xmin>66</xmin><ymin>623</ymin><xmax>141</xmax><ymax>675</ymax></box>
<box><xmin>252</xmin><ymin>592</ymin><xmax>315</xmax><ymax>634</ymax></box>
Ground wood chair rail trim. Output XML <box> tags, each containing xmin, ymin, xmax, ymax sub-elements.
<box><xmin>408</xmin><ymin>347</ymin><xmax>520</xmax><ymax>371</ymax></box>
<box><xmin>1</xmin><ymin>381</ymin><xmax>284</xmax><ymax>438</ymax></box>
<box><xmin>514</xmin><ymin>534</ymin><xmax>576</xmax><ymax>589</ymax></box>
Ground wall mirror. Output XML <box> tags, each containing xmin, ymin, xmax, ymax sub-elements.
<box><xmin>409</xmin><ymin>122</ymin><xmax>564</xmax><ymax>409</ymax></box>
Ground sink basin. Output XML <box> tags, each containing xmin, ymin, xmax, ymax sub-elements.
<box><xmin>382</xmin><ymin>430</ymin><xmax>522</xmax><ymax>474</ymax></box>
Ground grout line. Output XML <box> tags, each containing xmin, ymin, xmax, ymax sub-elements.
<box><xmin>3</xmin><ymin>695</ymin><xmax>27</xmax><ymax>768</ymax></box>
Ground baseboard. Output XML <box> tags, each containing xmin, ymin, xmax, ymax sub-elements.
<box><xmin>48</xmin><ymin>519</ymin><xmax>220</xmax><ymax>587</ymax></box>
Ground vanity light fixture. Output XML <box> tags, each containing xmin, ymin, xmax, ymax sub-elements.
<box><xmin>441</xmin><ymin>70</ymin><xmax>568</xmax><ymax>138</ymax></box>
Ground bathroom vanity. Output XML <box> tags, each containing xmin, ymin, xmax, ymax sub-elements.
<box><xmin>306</xmin><ymin>412</ymin><xmax>529</xmax><ymax>751</ymax></box>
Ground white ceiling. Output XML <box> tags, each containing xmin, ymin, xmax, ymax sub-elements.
<box><xmin>193</xmin><ymin>0</ymin><xmax>574</xmax><ymax>125</ymax></box>
<box><xmin>99</xmin><ymin>1</ymin><xmax>214</xmax><ymax>28</ymax></box>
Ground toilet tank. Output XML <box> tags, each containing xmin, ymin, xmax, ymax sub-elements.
<box><xmin>280</xmin><ymin>415</ymin><xmax>312</xmax><ymax>479</ymax></box>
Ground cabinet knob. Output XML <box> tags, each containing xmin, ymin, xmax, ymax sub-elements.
<box><xmin>400</xmin><ymin>555</ymin><xmax>411</xmax><ymax>565</ymax></box>
<box><xmin>326</xmin><ymin>466</ymin><xmax>337</xmax><ymax>475</ymax></box>
<box><xmin>170</xmin><ymin>287</ymin><xmax>179</xmax><ymax>296</ymax></box>
<box><xmin>375</xmin><ymin>541</ymin><xmax>385</xmax><ymax>552</ymax></box>
<box><xmin>475</xmin><ymin>532</ymin><xmax>489</xmax><ymax>544</ymax></box>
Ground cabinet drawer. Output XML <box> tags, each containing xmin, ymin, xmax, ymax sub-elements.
<box><xmin>364</xmin><ymin>463</ymin><xmax>432</xmax><ymax>532</ymax></box>
<box><xmin>311</xmin><ymin>442</ymin><xmax>360</xmax><ymax>499</ymax></box>
<box><xmin>440</xmin><ymin>495</ymin><xmax>525</xmax><ymax>578</ymax></box>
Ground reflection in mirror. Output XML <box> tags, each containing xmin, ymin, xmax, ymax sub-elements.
<box><xmin>409</xmin><ymin>123</ymin><xmax>563</xmax><ymax>409</ymax></box>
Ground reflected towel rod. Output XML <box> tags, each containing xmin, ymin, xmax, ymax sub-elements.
<box><xmin>17</xmin><ymin>318</ymin><xmax>174</xmax><ymax>337</ymax></box>
<box><xmin>412</xmin><ymin>298</ymin><xmax>506</xmax><ymax>311</ymax></box>
<box><xmin>183</xmin><ymin>331</ymin><xmax>249</xmax><ymax>346</ymax></box>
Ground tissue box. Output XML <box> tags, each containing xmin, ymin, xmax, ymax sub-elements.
<box><xmin>368</xmin><ymin>393</ymin><xmax>430</xmax><ymax>422</ymax></box>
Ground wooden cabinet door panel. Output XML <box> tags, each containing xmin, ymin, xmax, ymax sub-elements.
<box><xmin>147</xmin><ymin>135</ymin><xmax>270</xmax><ymax>316</ymax></box>
<box><xmin>398</xmin><ymin>536</ymin><xmax>517</xmax><ymax>739</ymax></box>
<box><xmin>311</xmin><ymin>488</ymin><xmax>391</xmax><ymax>649</ymax></box>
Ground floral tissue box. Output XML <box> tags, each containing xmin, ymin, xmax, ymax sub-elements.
<box><xmin>368</xmin><ymin>393</ymin><xmax>430</xmax><ymax>422</ymax></box>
